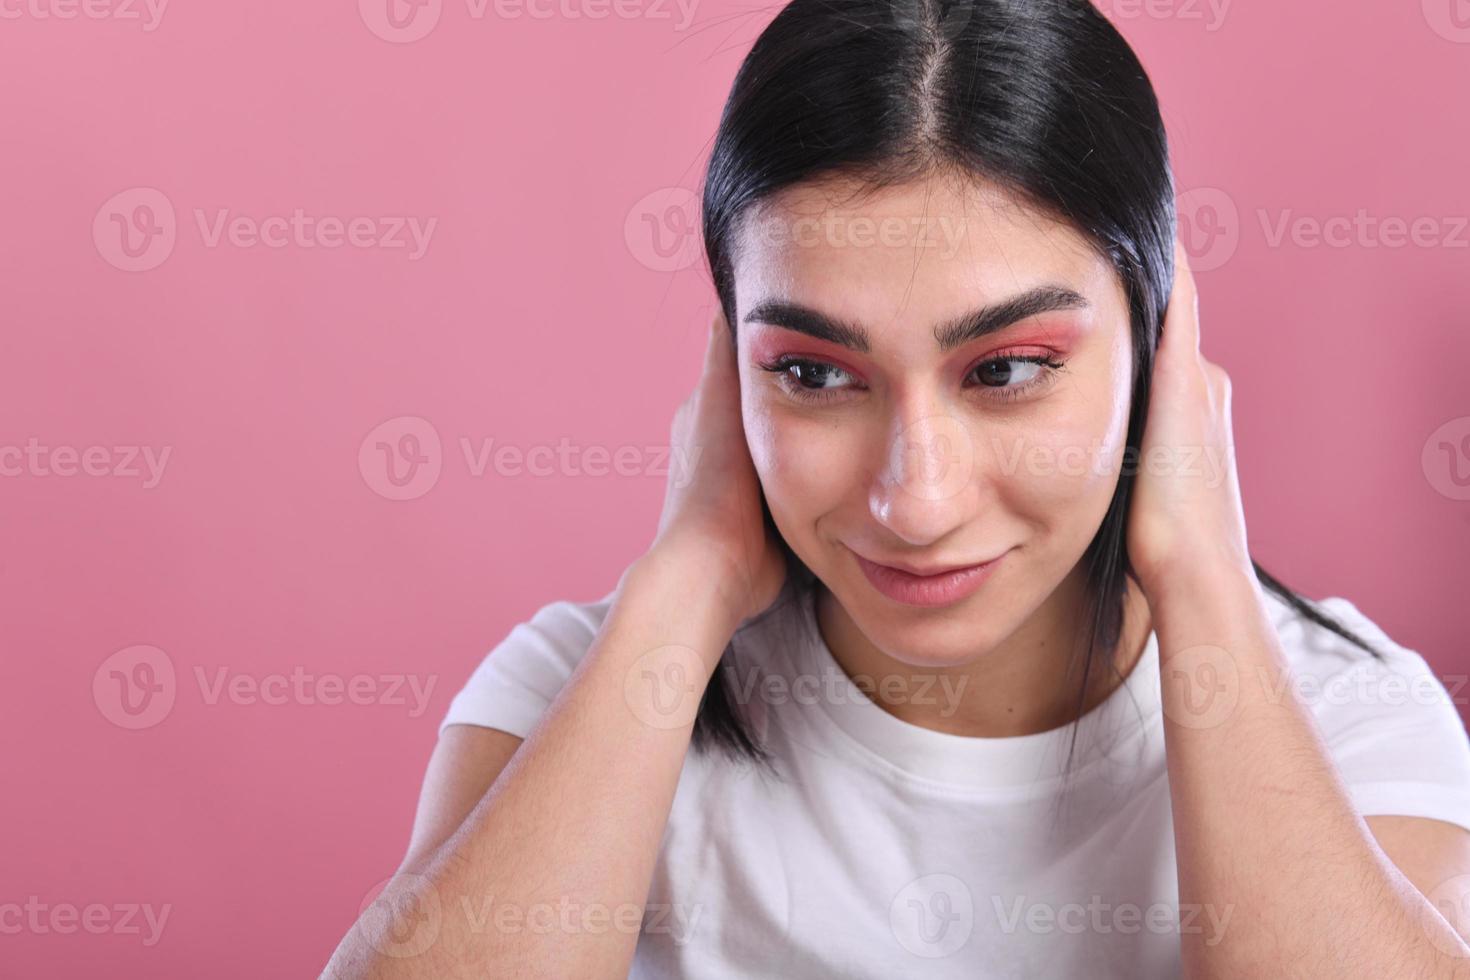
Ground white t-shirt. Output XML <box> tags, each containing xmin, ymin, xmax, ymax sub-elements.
<box><xmin>440</xmin><ymin>574</ymin><xmax>1470</xmax><ymax>978</ymax></box>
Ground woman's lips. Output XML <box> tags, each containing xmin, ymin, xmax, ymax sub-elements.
<box><xmin>852</xmin><ymin>549</ymin><xmax>1008</xmax><ymax>608</ymax></box>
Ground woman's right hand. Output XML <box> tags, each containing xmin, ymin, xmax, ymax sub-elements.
<box><xmin>647</xmin><ymin>308</ymin><xmax>788</xmax><ymax>627</ymax></box>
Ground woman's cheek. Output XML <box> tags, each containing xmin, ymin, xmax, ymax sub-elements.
<box><xmin>746</xmin><ymin>402</ymin><xmax>864</xmax><ymax>530</ymax></box>
<box><xmin>979</xmin><ymin>415</ymin><xmax>1120</xmax><ymax>516</ymax></box>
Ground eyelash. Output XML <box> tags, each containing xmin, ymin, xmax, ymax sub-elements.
<box><xmin>756</xmin><ymin>352</ymin><xmax>1068</xmax><ymax>405</ymax></box>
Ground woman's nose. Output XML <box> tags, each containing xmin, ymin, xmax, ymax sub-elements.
<box><xmin>867</xmin><ymin>410</ymin><xmax>977</xmax><ymax>546</ymax></box>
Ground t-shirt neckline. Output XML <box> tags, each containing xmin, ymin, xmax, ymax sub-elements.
<box><xmin>783</xmin><ymin>581</ymin><xmax>1164</xmax><ymax>791</ymax></box>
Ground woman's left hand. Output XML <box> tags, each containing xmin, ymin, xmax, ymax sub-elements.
<box><xmin>1125</xmin><ymin>239</ymin><xmax>1254</xmax><ymax>599</ymax></box>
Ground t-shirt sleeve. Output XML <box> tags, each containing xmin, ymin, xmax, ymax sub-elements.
<box><xmin>1295</xmin><ymin>595</ymin><xmax>1470</xmax><ymax>833</ymax></box>
<box><xmin>438</xmin><ymin>587</ymin><xmax>619</xmax><ymax>739</ymax></box>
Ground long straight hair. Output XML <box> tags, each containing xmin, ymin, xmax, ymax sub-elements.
<box><xmin>693</xmin><ymin>0</ymin><xmax>1385</xmax><ymax>770</ymax></box>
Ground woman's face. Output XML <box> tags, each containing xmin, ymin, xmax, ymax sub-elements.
<box><xmin>733</xmin><ymin>173</ymin><xmax>1137</xmax><ymax>668</ymax></box>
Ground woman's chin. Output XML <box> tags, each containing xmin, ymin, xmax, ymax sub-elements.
<box><xmin>846</xmin><ymin>606</ymin><xmax>1009</xmax><ymax>671</ymax></box>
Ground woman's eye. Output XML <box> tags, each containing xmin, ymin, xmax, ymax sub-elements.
<box><xmin>756</xmin><ymin>356</ymin><xmax>858</xmax><ymax>403</ymax></box>
<box><xmin>758</xmin><ymin>353</ymin><xmax>1065</xmax><ymax>405</ymax></box>
<box><xmin>785</xmin><ymin>360</ymin><xmax>852</xmax><ymax>390</ymax></box>
<box><xmin>968</xmin><ymin>354</ymin><xmax>1067</xmax><ymax>402</ymax></box>
<box><xmin>974</xmin><ymin>357</ymin><xmax>1044</xmax><ymax>388</ymax></box>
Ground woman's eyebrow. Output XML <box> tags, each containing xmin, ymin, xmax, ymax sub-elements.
<box><xmin>743</xmin><ymin>285</ymin><xmax>1090</xmax><ymax>354</ymax></box>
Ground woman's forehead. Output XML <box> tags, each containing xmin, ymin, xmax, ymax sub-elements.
<box><xmin>732</xmin><ymin>179</ymin><xmax>1125</xmax><ymax>348</ymax></box>
<box><xmin>734</xmin><ymin>175</ymin><xmax>1112</xmax><ymax>302</ymax></box>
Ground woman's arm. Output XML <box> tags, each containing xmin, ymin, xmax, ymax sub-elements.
<box><xmin>1132</xmin><ymin>240</ymin><xmax>1470</xmax><ymax>977</ymax></box>
<box><xmin>324</xmin><ymin>309</ymin><xmax>785</xmax><ymax>978</ymax></box>
<box><xmin>322</xmin><ymin>539</ymin><xmax>740</xmax><ymax>979</ymax></box>
<box><xmin>1151</xmin><ymin>565</ymin><xmax>1470</xmax><ymax>978</ymax></box>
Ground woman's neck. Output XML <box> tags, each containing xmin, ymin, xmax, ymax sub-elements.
<box><xmin>813</xmin><ymin>565</ymin><xmax>1155</xmax><ymax>738</ymax></box>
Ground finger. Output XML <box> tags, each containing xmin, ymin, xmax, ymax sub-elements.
<box><xmin>705</xmin><ymin>307</ymin><xmax>735</xmax><ymax>376</ymax></box>
<box><xmin>1161</xmin><ymin>237</ymin><xmax>1201</xmax><ymax>359</ymax></box>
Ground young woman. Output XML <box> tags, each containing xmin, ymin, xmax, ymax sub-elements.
<box><xmin>325</xmin><ymin>0</ymin><xmax>1470</xmax><ymax>976</ymax></box>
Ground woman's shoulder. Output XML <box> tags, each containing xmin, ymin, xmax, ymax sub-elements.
<box><xmin>1263</xmin><ymin>588</ymin><xmax>1445</xmax><ymax>684</ymax></box>
<box><xmin>437</xmin><ymin>586</ymin><xmax>620</xmax><ymax>738</ymax></box>
<box><xmin>1260</xmin><ymin>587</ymin><xmax>1470</xmax><ymax>830</ymax></box>
<box><xmin>1258</xmin><ymin>587</ymin><xmax>1466</xmax><ymax>716</ymax></box>
<box><xmin>437</xmin><ymin>572</ymin><xmax>814</xmax><ymax>739</ymax></box>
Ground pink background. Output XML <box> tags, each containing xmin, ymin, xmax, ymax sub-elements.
<box><xmin>2</xmin><ymin>2</ymin><xmax>1467</xmax><ymax>975</ymax></box>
